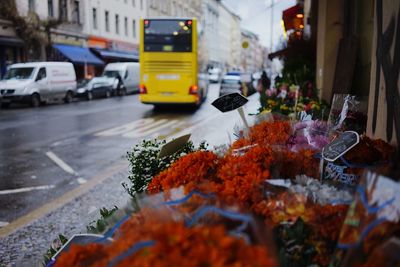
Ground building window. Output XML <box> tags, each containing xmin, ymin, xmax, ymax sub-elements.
<box><xmin>140</xmin><ymin>0</ymin><xmax>143</xmax><ymax>10</ymax></box>
<box><xmin>72</xmin><ymin>0</ymin><xmax>80</xmax><ymax>24</ymax></box>
<box><xmin>124</xmin><ymin>17</ymin><xmax>128</xmax><ymax>36</ymax></box>
<box><xmin>115</xmin><ymin>14</ymin><xmax>119</xmax><ymax>34</ymax></box>
<box><xmin>132</xmin><ymin>19</ymin><xmax>136</xmax><ymax>38</ymax></box>
<box><xmin>28</xmin><ymin>0</ymin><xmax>35</xmax><ymax>12</ymax></box>
<box><xmin>47</xmin><ymin>0</ymin><xmax>54</xmax><ymax>17</ymax></box>
<box><xmin>105</xmin><ymin>11</ymin><xmax>110</xmax><ymax>32</ymax></box>
<box><xmin>132</xmin><ymin>0</ymin><xmax>135</xmax><ymax>6</ymax></box>
<box><xmin>92</xmin><ymin>8</ymin><xmax>97</xmax><ymax>29</ymax></box>
<box><xmin>124</xmin><ymin>0</ymin><xmax>127</xmax><ymax>3</ymax></box>
<box><xmin>60</xmin><ymin>0</ymin><xmax>68</xmax><ymax>21</ymax></box>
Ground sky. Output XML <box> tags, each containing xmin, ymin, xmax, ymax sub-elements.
<box><xmin>222</xmin><ymin>0</ymin><xmax>296</xmax><ymax>51</ymax></box>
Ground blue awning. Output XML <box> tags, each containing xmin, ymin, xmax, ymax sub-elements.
<box><xmin>93</xmin><ymin>49</ymin><xmax>139</xmax><ymax>61</ymax></box>
<box><xmin>53</xmin><ymin>44</ymin><xmax>104</xmax><ymax>66</ymax></box>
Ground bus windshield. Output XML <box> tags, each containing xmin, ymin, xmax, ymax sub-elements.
<box><xmin>144</xmin><ymin>19</ymin><xmax>192</xmax><ymax>52</ymax></box>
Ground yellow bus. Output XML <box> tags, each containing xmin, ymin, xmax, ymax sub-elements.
<box><xmin>139</xmin><ymin>18</ymin><xmax>208</xmax><ymax>107</ymax></box>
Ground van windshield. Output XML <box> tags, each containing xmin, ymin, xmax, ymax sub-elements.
<box><xmin>103</xmin><ymin>70</ymin><xmax>122</xmax><ymax>78</ymax></box>
<box><xmin>4</xmin><ymin>67</ymin><xmax>35</xmax><ymax>80</ymax></box>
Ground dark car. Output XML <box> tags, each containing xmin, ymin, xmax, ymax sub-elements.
<box><xmin>75</xmin><ymin>77</ymin><xmax>117</xmax><ymax>100</ymax></box>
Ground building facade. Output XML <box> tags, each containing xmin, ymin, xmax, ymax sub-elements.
<box><xmin>0</xmin><ymin>0</ymin><xmax>88</xmax><ymax>78</ymax></box>
<box><xmin>83</xmin><ymin>0</ymin><xmax>147</xmax><ymax>68</ymax></box>
<box><xmin>147</xmin><ymin>0</ymin><xmax>201</xmax><ymax>18</ymax></box>
<box><xmin>0</xmin><ymin>0</ymin><xmax>148</xmax><ymax>79</ymax></box>
<box><xmin>0</xmin><ymin>18</ymin><xmax>24</xmax><ymax>78</ymax></box>
<box><xmin>241</xmin><ymin>29</ymin><xmax>264</xmax><ymax>73</ymax></box>
<box><xmin>217</xmin><ymin>3</ymin><xmax>241</xmax><ymax>71</ymax></box>
<box><xmin>201</xmin><ymin>0</ymin><xmax>220</xmax><ymax>70</ymax></box>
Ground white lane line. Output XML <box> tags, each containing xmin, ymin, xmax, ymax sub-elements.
<box><xmin>94</xmin><ymin>118</ymin><xmax>154</xmax><ymax>137</ymax></box>
<box><xmin>150</xmin><ymin>121</ymin><xmax>188</xmax><ymax>139</ymax></box>
<box><xmin>77</xmin><ymin>177</ymin><xmax>87</xmax><ymax>184</ymax></box>
<box><xmin>0</xmin><ymin>221</ymin><xmax>9</xmax><ymax>227</ymax></box>
<box><xmin>0</xmin><ymin>185</ymin><xmax>55</xmax><ymax>195</ymax></box>
<box><xmin>88</xmin><ymin>206</ymin><xmax>97</xmax><ymax>214</ymax></box>
<box><xmin>122</xmin><ymin>120</ymin><xmax>181</xmax><ymax>138</ymax></box>
<box><xmin>46</xmin><ymin>151</ymin><xmax>77</xmax><ymax>175</ymax></box>
<box><xmin>166</xmin><ymin>112</ymin><xmax>222</xmax><ymax>141</ymax></box>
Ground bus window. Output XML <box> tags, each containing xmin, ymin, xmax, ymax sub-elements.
<box><xmin>144</xmin><ymin>20</ymin><xmax>192</xmax><ymax>52</ymax></box>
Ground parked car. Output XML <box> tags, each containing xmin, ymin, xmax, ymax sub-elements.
<box><xmin>219</xmin><ymin>71</ymin><xmax>257</xmax><ymax>97</ymax></box>
<box><xmin>0</xmin><ymin>62</ymin><xmax>76</xmax><ymax>108</ymax></box>
<box><xmin>208</xmin><ymin>68</ymin><xmax>222</xmax><ymax>83</ymax></box>
<box><xmin>219</xmin><ymin>74</ymin><xmax>244</xmax><ymax>96</ymax></box>
<box><xmin>103</xmin><ymin>62</ymin><xmax>139</xmax><ymax>95</ymax></box>
<box><xmin>75</xmin><ymin>76</ymin><xmax>118</xmax><ymax>100</ymax></box>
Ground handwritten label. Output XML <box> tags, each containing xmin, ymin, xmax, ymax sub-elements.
<box><xmin>324</xmin><ymin>162</ymin><xmax>360</xmax><ymax>185</ymax></box>
<box><xmin>322</xmin><ymin>131</ymin><xmax>359</xmax><ymax>162</ymax></box>
<box><xmin>158</xmin><ymin>134</ymin><xmax>191</xmax><ymax>158</ymax></box>
<box><xmin>211</xmin><ymin>92</ymin><xmax>248</xmax><ymax>113</ymax></box>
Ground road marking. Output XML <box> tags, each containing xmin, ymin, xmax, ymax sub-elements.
<box><xmin>166</xmin><ymin>112</ymin><xmax>222</xmax><ymax>141</ymax></box>
<box><xmin>31</xmin><ymin>175</ymin><xmax>37</xmax><ymax>179</ymax></box>
<box><xmin>0</xmin><ymin>185</ymin><xmax>55</xmax><ymax>195</ymax></box>
<box><xmin>88</xmin><ymin>206</ymin><xmax>97</xmax><ymax>214</ymax></box>
<box><xmin>77</xmin><ymin>177</ymin><xmax>87</xmax><ymax>184</ymax></box>
<box><xmin>0</xmin><ymin>221</ymin><xmax>9</xmax><ymax>227</ymax></box>
<box><xmin>94</xmin><ymin>118</ymin><xmax>188</xmax><ymax>139</ymax></box>
<box><xmin>95</xmin><ymin>118</ymin><xmax>154</xmax><ymax>137</ymax></box>
<box><xmin>46</xmin><ymin>151</ymin><xmax>77</xmax><ymax>175</ymax></box>
<box><xmin>0</xmin><ymin>160</ymin><xmax>127</xmax><ymax>238</ymax></box>
<box><xmin>122</xmin><ymin>119</ymin><xmax>182</xmax><ymax>138</ymax></box>
<box><xmin>0</xmin><ymin>111</ymin><xmax>227</xmax><ymax>237</ymax></box>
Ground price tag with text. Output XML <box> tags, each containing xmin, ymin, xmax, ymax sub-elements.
<box><xmin>322</xmin><ymin>131</ymin><xmax>360</xmax><ymax>162</ymax></box>
<box><xmin>158</xmin><ymin>134</ymin><xmax>191</xmax><ymax>158</ymax></box>
<box><xmin>211</xmin><ymin>92</ymin><xmax>248</xmax><ymax>113</ymax></box>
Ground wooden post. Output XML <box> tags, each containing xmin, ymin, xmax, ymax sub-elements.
<box><xmin>366</xmin><ymin>0</ymin><xmax>400</xmax><ymax>147</ymax></box>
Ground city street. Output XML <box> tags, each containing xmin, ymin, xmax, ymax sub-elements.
<box><xmin>0</xmin><ymin>84</ymin><xmax>256</xmax><ymax>226</ymax></box>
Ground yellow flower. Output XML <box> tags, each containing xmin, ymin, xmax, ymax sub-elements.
<box><xmin>311</xmin><ymin>103</ymin><xmax>320</xmax><ymax>110</ymax></box>
<box><xmin>261</xmin><ymin>109</ymin><xmax>272</xmax><ymax>114</ymax></box>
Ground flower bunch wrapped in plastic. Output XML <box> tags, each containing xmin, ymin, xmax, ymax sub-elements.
<box><xmin>54</xmin><ymin>191</ymin><xmax>279</xmax><ymax>267</ymax></box>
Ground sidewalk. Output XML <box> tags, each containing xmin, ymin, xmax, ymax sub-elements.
<box><xmin>0</xmin><ymin>94</ymin><xmax>260</xmax><ymax>266</ymax></box>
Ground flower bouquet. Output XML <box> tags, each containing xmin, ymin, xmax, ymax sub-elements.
<box><xmin>260</xmin><ymin>82</ymin><xmax>329</xmax><ymax>120</ymax></box>
<box><xmin>53</xmin><ymin>189</ymin><xmax>279</xmax><ymax>267</ymax></box>
<box><xmin>322</xmin><ymin>135</ymin><xmax>395</xmax><ymax>186</ymax></box>
<box><xmin>330</xmin><ymin>171</ymin><xmax>400</xmax><ymax>267</ymax></box>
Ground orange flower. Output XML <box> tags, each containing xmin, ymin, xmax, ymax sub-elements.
<box><xmin>55</xmin><ymin>209</ymin><xmax>278</xmax><ymax>267</ymax></box>
<box><xmin>148</xmin><ymin>151</ymin><xmax>219</xmax><ymax>194</ymax></box>
<box><xmin>232</xmin><ymin>120</ymin><xmax>292</xmax><ymax>150</ymax></box>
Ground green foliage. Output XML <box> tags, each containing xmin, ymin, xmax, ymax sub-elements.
<box><xmin>123</xmin><ymin>139</ymin><xmax>208</xmax><ymax>198</ymax></box>
<box><xmin>87</xmin><ymin>206</ymin><xmax>118</xmax><ymax>234</ymax></box>
<box><xmin>43</xmin><ymin>234</ymin><xmax>68</xmax><ymax>266</ymax></box>
<box><xmin>274</xmin><ymin>218</ymin><xmax>316</xmax><ymax>267</ymax></box>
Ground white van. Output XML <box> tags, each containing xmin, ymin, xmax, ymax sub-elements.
<box><xmin>0</xmin><ymin>62</ymin><xmax>77</xmax><ymax>107</ymax></box>
<box><xmin>103</xmin><ymin>62</ymin><xmax>140</xmax><ymax>95</ymax></box>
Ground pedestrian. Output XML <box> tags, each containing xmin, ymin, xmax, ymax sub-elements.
<box><xmin>258</xmin><ymin>71</ymin><xmax>271</xmax><ymax>109</ymax></box>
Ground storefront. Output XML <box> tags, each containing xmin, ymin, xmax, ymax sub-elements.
<box><xmin>0</xmin><ymin>36</ymin><xmax>25</xmax><ymax>79</ymax></box>
<box><xmin>88</xmin><ymin>36</ymin><xmax>139</xmax><ymax>63</ymax></box>
<box><xmin>52</xmin><ymin>43</ymin><xmax>104</xmax><ymax>80</ymax></box>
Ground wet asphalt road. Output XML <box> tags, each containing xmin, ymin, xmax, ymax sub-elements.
<box><xmin>0</xmin><ymin>84</ymin><xmax>225</xmax><ymax>224</ymax></box>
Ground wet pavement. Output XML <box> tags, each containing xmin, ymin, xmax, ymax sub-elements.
<box><xmin>0</xmin><ymin>84</ymin><xmax>260</xmax><ymax>266</ymax></box>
